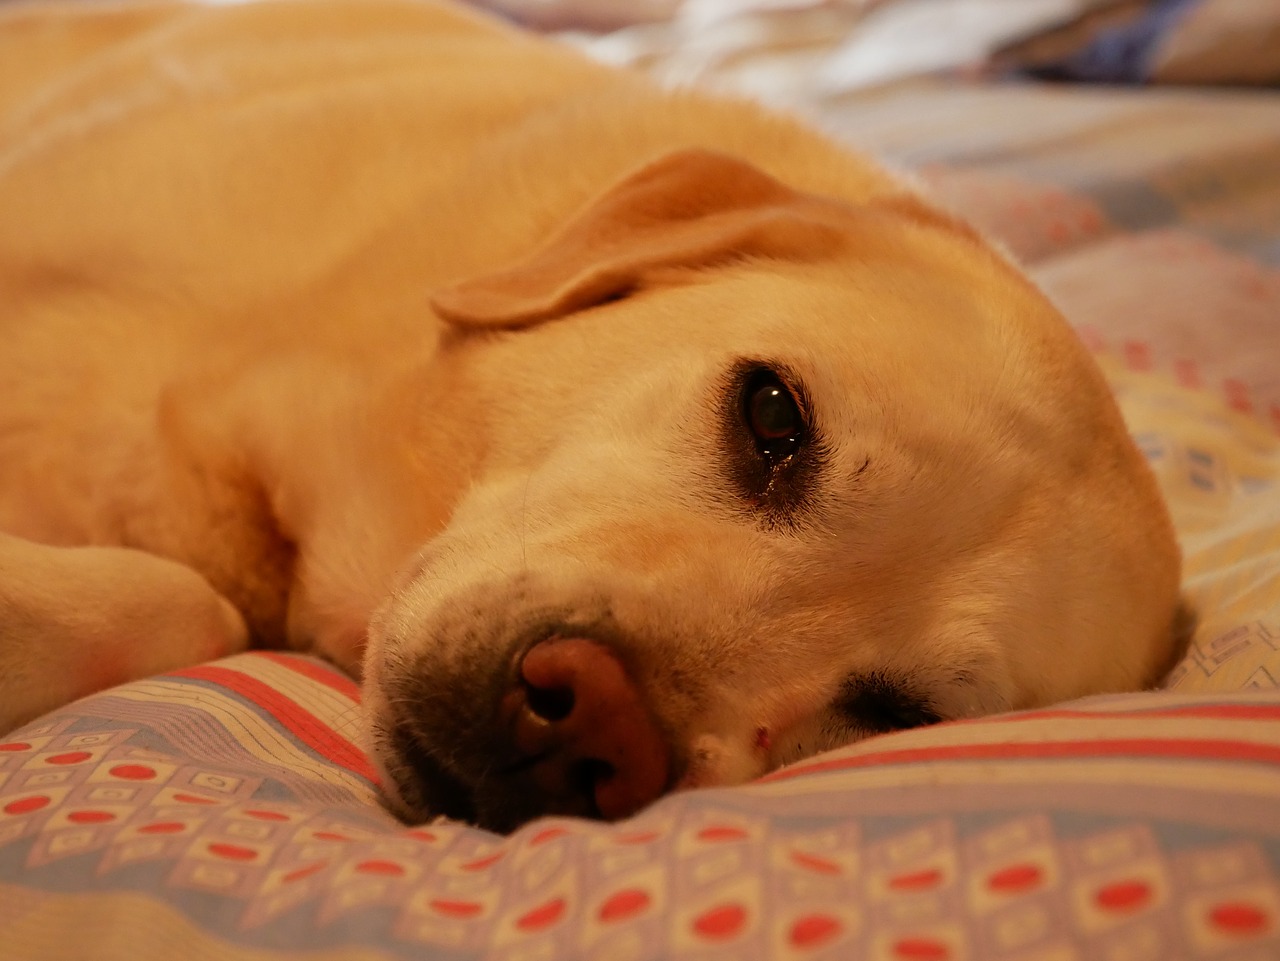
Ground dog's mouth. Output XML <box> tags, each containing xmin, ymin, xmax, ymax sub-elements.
<box><xmin>377</xmin><ymin>630</ymin><xmax>684</xmax><ymax>833</ymax></box>
<box><xmin>386</xmin><ymin>719</ymin><xmax>478</xmax><ymax>824</ymax></box>
<box><xmin>369</xmin><ymin>605</ymin><xmax>964</xmax><ymax>832</ymax></box>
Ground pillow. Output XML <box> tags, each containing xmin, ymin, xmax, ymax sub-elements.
<box><xmin>3</xmin><ymin>652</ymin><xmax>1279</xmax><ymax>960</ymax></box>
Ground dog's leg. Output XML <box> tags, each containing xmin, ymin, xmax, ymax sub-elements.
<box><xmin>0</xmin><ymin>530</ymin><xmax>249</xmax><ymax>733</ymax></box>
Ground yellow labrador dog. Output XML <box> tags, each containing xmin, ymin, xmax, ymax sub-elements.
<box><xmin>0</xmin><ymin>0</ymin><xmax>1181</xmax><ymax>831</ymax></box>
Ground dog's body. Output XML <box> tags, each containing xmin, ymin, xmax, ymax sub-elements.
<box><xmin>0</xmin><ymin>0</ymin><xmax>1181</xmax><ymax>830</ymax></box>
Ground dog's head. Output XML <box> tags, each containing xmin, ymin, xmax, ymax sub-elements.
<box><xmin>363</xmin><ymin>149</ymin><xmax>1181</xmax><ymax>832</ymax></box>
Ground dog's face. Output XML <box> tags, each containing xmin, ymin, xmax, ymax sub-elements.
<box><xmin>362</xmin><ymin>150</ymin><xmax>1180</xmax><ymax>831</ymax></box>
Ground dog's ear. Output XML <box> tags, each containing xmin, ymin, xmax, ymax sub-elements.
<box><xmin>431</xmin><ymin>148</ymin><xmax>849</xmax><ymax>328</ymax></box>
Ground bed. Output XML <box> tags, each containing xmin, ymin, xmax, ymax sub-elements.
<box><xmin>2</xmin><ymin>1</ymin><xmax>1278</xmax><ymax>958</ymax></box>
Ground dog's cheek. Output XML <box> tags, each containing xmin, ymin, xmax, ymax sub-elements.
<box><xmin>361</xmin><ymin>593</ymin><xmax>420</xmax><ymax>703</ymax></box>
<box><xmin>359</xmin><ymin>685</ymin><xmax>414</xmax><ymax>816</ymax></box>
<box><xmin>361</xmin><ymin>599</ymin><xmax>445</xmax><ymax>815</ymax></box>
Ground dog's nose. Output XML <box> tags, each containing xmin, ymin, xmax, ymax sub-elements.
<box><xmin>509</xmin><ymin>637</ymin><xmax>669</xmax><ymax>820</ymax></box>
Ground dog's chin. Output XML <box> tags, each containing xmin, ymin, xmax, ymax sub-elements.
<box><xmin>388</xmin><ymin>739</ymin><xmax>536</xmax><ymax>833</ymax></box>
<box><xmin>380</xmin><ymin>719</ymin><xmax>479</xmax><ymax>824</ymax></box>
<box><xmin>367</xmin><ymin>664</ymin><xmax>719</xmax><ymax>833</ymax></box>
<box><xmin>374</xmin><ymin>721</ymin><xmax>641</xmax><ymax>834</ymax></box>
<box><xmin>371</xmin><ymin>703</ymin><xmax>779</xmax><ymax>832</ymax></box>
<box><xmin>366</xmin><ymin>695</ymin><xmax>538</xmax><ymax>832</ymax></box>
<box><xmin>363</xmin><ymin>668</ymin><xmax>662</xmax><ymax>832</ymax></box>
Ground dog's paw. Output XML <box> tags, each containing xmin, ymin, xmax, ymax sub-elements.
<box><xmin>69</xmin><ymin>544</ymin><xmax>253</xmax><ymax>670</ymax></box>
<box><xmin>0</xmin><ymin>535</ymin><xmax>250</xmax><ymax>732</ymax></box>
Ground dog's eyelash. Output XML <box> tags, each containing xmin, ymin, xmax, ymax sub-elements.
<box><xmin>834</xmin><ymin>672</ymin><xmax>941</xmax><ymax>734</ymax></box>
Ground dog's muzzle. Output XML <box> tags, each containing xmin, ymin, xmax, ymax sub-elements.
<box><xmin>386</xmin><ymin>633</ymin><xmax>674</xmax><ymax>832</ymax></box>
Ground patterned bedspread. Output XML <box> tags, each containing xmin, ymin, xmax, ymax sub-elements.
<box><xmin>3</xmin><ymin>1</ymin><xmax>1280</xmax><ymax>959</ymax></box>
<box><xmin>4</xmin><ymin>655</ymin><xmax>1280</xmax><ymax>960</ymax></box>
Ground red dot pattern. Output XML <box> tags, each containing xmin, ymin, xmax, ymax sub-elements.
<box><xmin>986</xmin><ymin>863</ymin><xmax>1043</xmax><ymax>895</ymax></box>
<box><xmin>893</xmin><ymin>937</ymin><xmax>951</xmax><ymax>960</ymax></box>
<box><xmin>0</xmin><ymin>803</ymin><xmax>1256</xmax><ymax>961</ymax></box>
<box><xmin>208</xmin><ymin>843</ymin><xmax>257</xmax><ymax>861</ymax></box>
<box><xmin>108</xmin><ymin>764</ymin><xmax>157</xmax><ymax>781</ymax></box>
<box><xmin>692</xmin><ymin>903</ymin><xmax>746</xmax><ymax>941</ymax></box>
<box><xmin>789</xmin><ymin>914</ymin><xmax>842</xmax><ymax>950</ymax></box>
<box><xmin>7</xmin><ymin>691</ymin><xmax>1280</xmax><ymax>959</ymax></box>
<box><xmin>172</xmin><ymin>793</ymin><xmax>218</xmax><ymax>805</ymax></box>
<box><xmin>431</xmin><ymin>899</ymin><xmax>483</xmax><ymax>919</ymax></box>
<box><xmin>138</xmin><ymin>822</ymin><xmax>185</xmax><ymax>835</ymax></box>
<box><xmin>3</xmin><ymin>795</ymin><xmax>50</xmax><ymax>816</ymax></box>
<box><xmin>283</xmin><ymin>862</ymin><xmax>328</xmax><ymax>884</ymax></box>
<box><xmin>515</xmin><ymin>897</ymin><xmax>565</xmax><ymax>933</ymax></box>
<box><xmin>1208</xmin><ymin>902</ymin><xmax>1270</xmax><ymax>936</ymax></box>
<box><xmin>1094</xmin><ymin>879</ymin><xmax>1152</xmax><ymax>913</ymax></box>
<box><xmin>614</xmin><ymin>831</ymin><xmax>658</xmax><ymax>845</ymax></box>
<box><xmin>67</xmin><ymin>810</ymin><xmax>115</xmax><ymax>825</ymax></box>
<box><xmin>45</xmin><ymin>751</ymin><xmax>92</xmax><ymax>765</ymax></box>
<box><xmin>598</xmin><ymin>889</ymin><xmax>650</xmax><ymax>924</ymax></box>
<box><xmin>355</xmin><ymin>860</ymin><xmax>405</xmax><ymax>877</ymax></box>
<box><xmin>244</xmin><ymin>809</ymin><xmax>289</xmax><ymax>822</ymax></box>
<box><xmin>790</xmin><ymin>851</ymin><xmax>842</xmax><ymax>875</ymax></box>
<box><xmin>889</xmin><ymin>867</ymin><xmax>944</xmax><ymax>892</ymax></box>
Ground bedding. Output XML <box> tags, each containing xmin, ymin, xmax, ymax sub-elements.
<box><xmin>2</xmin><ymin>0</ymin><xmax>1279</xmax><ymax>958</ymax></box>
<box><xmin>3</xmin><ymin>656</ymin><xmax>1280</xmax><ymax>960</ymax></box>
<box><xmin>988</xmin><ymin>0</ymin><xmax>1280</xmax><ymax>87</ymax></box>
<box><xmin>503</xmin><ymin>0</ymin><xmax>1280</xmax><ymax>109</ymax></box>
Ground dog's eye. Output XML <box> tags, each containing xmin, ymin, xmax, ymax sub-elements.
<box><xmin>837</xmin><ymin>673</ymin><xmax>940</xmax><ymax>734</ymax></box>
<box><xmin>722</xmin><ymin>362</ymin><xmax>822</xmax><ymax>522</ymax></box>
<box><xmin>744</xmin><ymin>370</ymin><xmax>804</xmax><ymax>459</ymax></box>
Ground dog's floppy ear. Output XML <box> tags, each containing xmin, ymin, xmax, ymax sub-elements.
<box><xmin>431</xmin><ymin>148</ymin><xmax>848</xmax><ymax>328</ymax></box>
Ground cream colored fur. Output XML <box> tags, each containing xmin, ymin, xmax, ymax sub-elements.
<box><xmin>0</xmin><ymin>0</ymin><xmax>1180</xmax><ymax>825</ymax></box>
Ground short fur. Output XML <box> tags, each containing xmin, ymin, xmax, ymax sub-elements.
<box><xmin>0</xmin><ymin>0</ymin><xmax>1181</xmax><ymax>830</ymax></box>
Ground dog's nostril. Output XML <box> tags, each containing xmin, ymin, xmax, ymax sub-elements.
<box><xmin>512</xmin><ymin>637</ymin><xmax>670</xmax><ymax>821</ymax></box>
<box><xmin>524</xmin><ymin>681</ymin><xmax>575</xmax><ymax>722</ymax></box>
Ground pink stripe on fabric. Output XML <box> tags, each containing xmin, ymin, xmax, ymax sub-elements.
<box><xmin>974</xmin><ymin>704</ymin><xmax>1280</xmax><ymax>724</ymax></box>
<box><xmin>173</xmin><ymin>664</ymin><xmax>376</xmax><ymax>783</ymax></box>
<box><xmin>763</xmin><ymin>737</ymin><xmax>1280</xmax><ymax>784</ymax></box>
<box><xmin>254</xmin><ymin>651</ymin><xmax>361</xmax><ymax>701</ymax></box>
